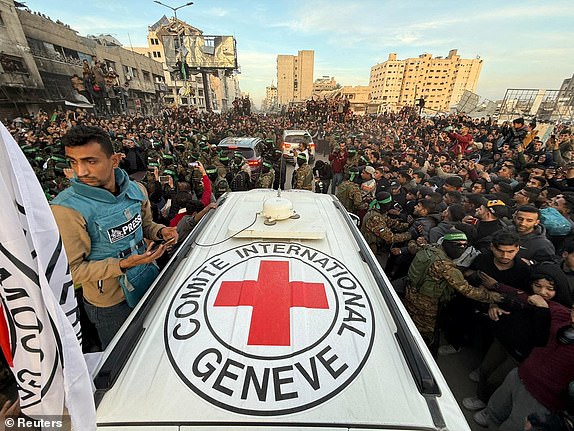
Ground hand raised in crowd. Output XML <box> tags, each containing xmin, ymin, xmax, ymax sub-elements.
<box><xmin>415</xmin><ymin>236</ymin><xmax>427</xmax><ymax>246</ymax></box>
<box><xmin>196</xmin><ymin>160</ymin><xmax>207</xmax><ymax>176</ymax></box>
<box><xmin>480</xmin><ymin>171</ymin><xmax>490</xmax><ymax>181</ymax></box>
<box><xmin>390</xmin><ymin>247</ymin><xmax>402</xmax><ymax>255</ymax></box>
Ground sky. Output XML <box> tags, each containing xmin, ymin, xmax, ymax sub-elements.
<box><xmin>24</xmin><ymin>0</ymin><xmax>574</xmax><ymax>108</ymax></box>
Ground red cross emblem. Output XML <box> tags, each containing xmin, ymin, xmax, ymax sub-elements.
<box><xmin>214</xmin><ymin>260</ymin><xmax>329</xmax><ymax>346</ymax></box>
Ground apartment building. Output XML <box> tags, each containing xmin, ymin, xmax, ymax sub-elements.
<box><xmin>277</xmin><ymin>50</ymin><xmax>314</xmax><ymax>106</ymax></box>
<box><xmin>261</xmin><ymin>84</ymin><xmax>278</xmax><ymax>112</ymax></box>
<box><xmin>369</xmin><ymin>49</ymin><xmax>482</xmax><ymax>112</ymax></box>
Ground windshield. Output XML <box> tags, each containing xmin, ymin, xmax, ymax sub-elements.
<box><xmin>222</xmin><ymin>147</ymin><xmax>254</xmax><ymax>158</ymax></box>
<box><xmin>285</xmin><ymin>135</ymin><xmax>311</xmax><ymax>144</ymax></box>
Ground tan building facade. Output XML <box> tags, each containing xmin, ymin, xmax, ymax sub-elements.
<box><xmin>313</xmin><ymin>76</ymin><xmax>338</xmax><ymax>92</ymax></box>
<box><xmin>277</xmin><ymin>50</ymin><xmax>314</xmax><ymax>106</ymax></box>
<box><xmin>341</xmin><ymin>85</ymin><xmax>370</xmax><ymax>114</ymax></box>
<box><xmin>369</xmin><ymin>49</ymin><xmax>482</xmax><ymax>112</ymax></box>
<box><xmin>261</xmin><ymin>84</ymin><xmax>278</xmax><ymax>112</ymax></box>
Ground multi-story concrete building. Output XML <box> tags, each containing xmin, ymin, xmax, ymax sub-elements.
<box><xmin>277</xmin><ymin>50</ymin><xmax>314</xmax><ymax>106</ymax></box>
<box><xmin>341</xmin><ymin>85</ymin><xmax>370</xmax><ymax>115</ymax></box>
<box><xmin>0</xmin><ymin>1</ymin><xmax>166</xmax><ymax>118</ymax></box>
<box><xmin>369</xmin><ymin>49</ymin><xmax>482</xmax><ymax>113</ymax></box>
<box><xmin>261</xmin><ymin>84</ymin><xmax>278</xmax><ymax>112</ymax></box>
<box><xmin>131</xmin><ymin>15</ymin><xmax>240</xmax><ymax>112</ymax></box>
<box><xmin>131</xmin><ymin>16</ymin><xmax>205</xmax><ymax>109</ymax></box>
<box><xmin>313</xmin><ymin>76</ymin><xmax>338</xmax><ymax>92</ymax></box>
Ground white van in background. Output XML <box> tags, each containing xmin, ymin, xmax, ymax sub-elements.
<box><xmin>92</xmin><ymin>190</ymin><xmax>470</xmax><ymax>430</ymax></box>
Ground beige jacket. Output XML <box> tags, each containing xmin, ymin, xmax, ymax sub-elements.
<box><xmin>51</xmin><ymin>184</ymin><xmax>164</xmax><ymax>307</ymax></box>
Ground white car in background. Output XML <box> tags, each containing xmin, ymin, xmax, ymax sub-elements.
<box><xmin>281</xmin><ymin>130</ymin><xmax>315</xmax><ymax>164</ymax></box>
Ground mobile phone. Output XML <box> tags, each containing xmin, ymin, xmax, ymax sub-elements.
<box><xmin>189</xmin><ymin>162</ymin><xmax>199</xmax><ymax>168</ymax></box>
<box><xmin>149</xmin><ymin>237</ymin><xmax>175</xmax><ymax>252</ymax></box>
<box><xmin>159</xmin><ymin>175</ymin><xmax>170</xmax><ymax>184</ymax></box>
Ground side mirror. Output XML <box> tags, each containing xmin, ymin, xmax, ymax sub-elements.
<box><xmin>348</xmin><ymin>213</ymin><xmax>361</xmax><ymax>228</ymax></box>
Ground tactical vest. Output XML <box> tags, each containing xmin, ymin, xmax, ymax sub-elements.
<box><xmin>407</xmin><ymin>245</ymin><xmax>454</xmax><ymax>302</ymax></box>
<box><xmin>51</xmin><ymin>168</ymin><xmax>146</xmax><ymax>262</ymax></box>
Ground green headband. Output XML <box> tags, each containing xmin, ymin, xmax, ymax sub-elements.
<box><xmin>263</xmin><ymin>161</ymin><xmax>273</xmax><ymax>169</ymax></box>
<box><xmin>205</xmin><ymin>168</ymin><xmax>217</xmax><ymax>174</ymax></box>
<box><xmin>163</xmin><ymin>169</ymin><xmax>176</xmax><ymax>176</ymax></box>
<box><xmin>368</xmin><ymin>195</ymin><xmax>392</xmax><ymax>210</ymax></box>
<box><xmin>443</xmin><ymin>232</ymin><xmax>467</xmax><ymax>241</ymax></box>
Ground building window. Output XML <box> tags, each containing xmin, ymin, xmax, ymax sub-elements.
<box><xmin>0</xmin><ymin>53</ymin><xmax>28</xmax><ymax>74</ymax></box>
<box><xmin>155</xmin><ymin>51</ymin><xmax>161</xmax><ymax>58</ymax></box>
<box><xmin>150</xmin><ymin>39</ymin><xmax>156</xmax><ymax>45</ymax></box>
<box><xmin>152</xmin><ymin>52</ymin><xmax>157</xmax><ymax>58</ymax></box>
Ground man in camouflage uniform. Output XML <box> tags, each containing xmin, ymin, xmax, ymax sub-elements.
<box><xmin>255</xmin><ymin>160</ymin><xmax>275</xmax><ymax>189</ymax></box>
<box><xmin>343</xmin><ymin>147</ymin><xmax>360</xmax><ymax>174</ymax></box>
<box><xmin>147</xmin><ymin>141</ymin><xmax>163</xmax><ymax>167</ymax></box>
<box><xmin>361</xmin><ymin>191</ymin><xmax>412</xmax><ymax>254</ymax></box>
<box><xmin>272</xmin><ymin>149</ymin><xmax>287</xmax><ymax>190</ymax></box>
<box><xmin>227</xmin><ymin>153</ymin><xmax>251</xmax><ymax>191</ymax></box>
<box><xmin>405</xmin><ymin>230</ymin><xmax>504</xmax><ymax>348</ymax></box>
<box><xmin>336</xmin><ymin>167</ymin><xmax>362</xmax><ymax>214</ymax></box>
<box><xmin>292</xmin><ymin>153</ymin><xmax>313</xmax><ymax>190</ymax></box>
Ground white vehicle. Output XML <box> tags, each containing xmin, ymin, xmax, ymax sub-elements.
<box><xmin>282</xmin><ymin>130</ymin><xmax>315</xmax><ymax>163</ymax></box>
<box><xmin>93</xmin><ymin>190</ymin><xmax>470</xmax><ymax>430</ymax></box>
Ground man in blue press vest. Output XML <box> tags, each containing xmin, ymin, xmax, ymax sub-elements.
<box><xmin>51</xmin><ymin>125</ymin><xmax>178</xmax><ymax>348</ymax></box>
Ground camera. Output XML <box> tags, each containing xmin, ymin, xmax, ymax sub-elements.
<box><xmin>189</xmin><ymin>162</ymin><xmax>199</xmax><ymax>168</ymax></box>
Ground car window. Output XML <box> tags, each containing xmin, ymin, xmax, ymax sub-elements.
<box><xmin>235</xmin><ymin>148</ymin><xmax>254</xmax><ymax>159</ymax></box>
<box><xmin>285</xmin><ymin>135</ymin><xmax>311</xmax><ymax>144</ymax></box>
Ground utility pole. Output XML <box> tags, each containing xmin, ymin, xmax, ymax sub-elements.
<box><xmin>153</xmin><ymin>1</ymin><xmax>193</xmax><ymax>107</ymax></box>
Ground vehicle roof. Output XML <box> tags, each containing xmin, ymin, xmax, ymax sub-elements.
<box><xmin>94</xmin><ymin>190</ymin><xmax>469</xmax><ymax>430</ymax></box>
<box><xmin>283</xmin><ymin>130</ymin><xmax>311</xmax><ymax>136</ymax></box>
<box><xmin>218</xmin><ymin>136</ymin><xmax>262</xmax><ymax>148</ymax></box>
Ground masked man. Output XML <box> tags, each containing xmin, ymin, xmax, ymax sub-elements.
<box><xmin>405</xmin><ymin>230</ymin><xmax>504</xmax><ymax>346</ymax></box>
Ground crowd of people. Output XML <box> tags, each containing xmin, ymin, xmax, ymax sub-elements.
<box><xmin>3</xmin><ymin>101</ymin><xmax>574</xmax><ymax>430</ymax></box>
